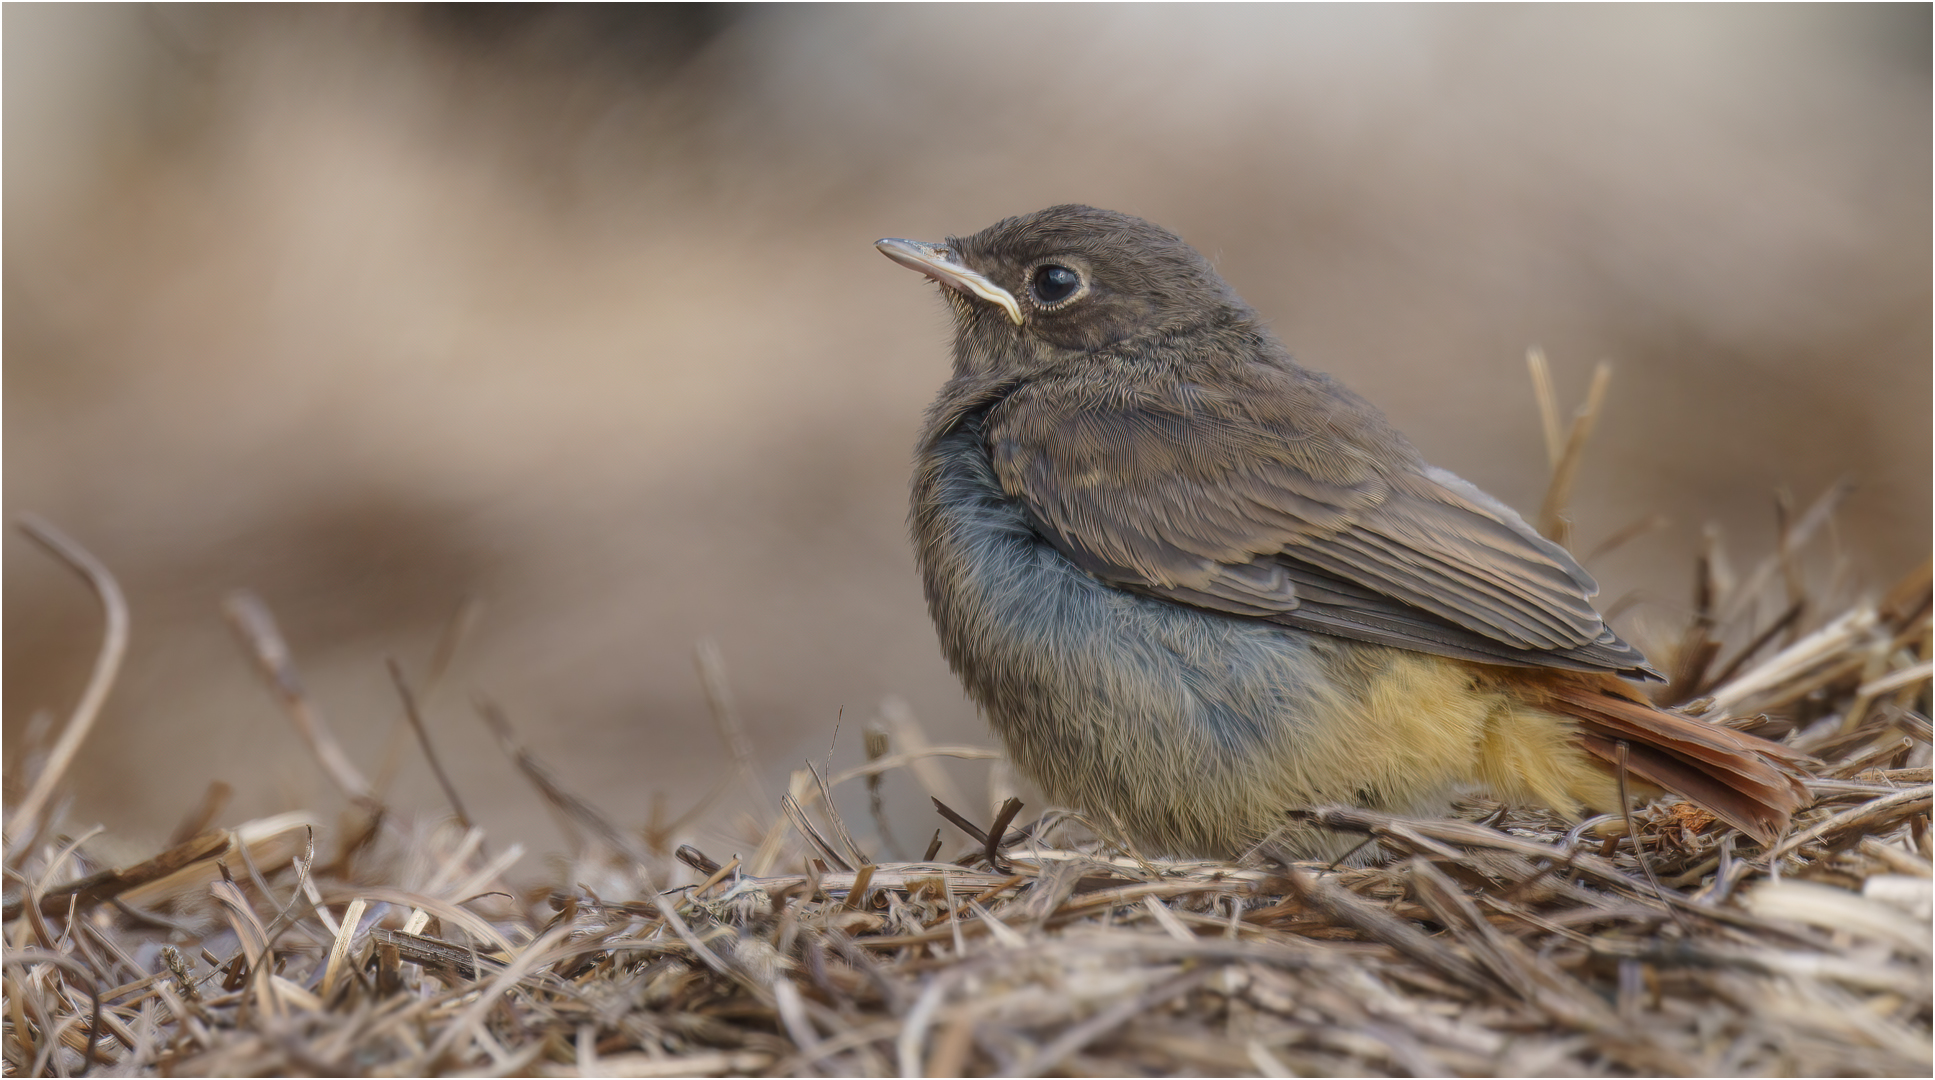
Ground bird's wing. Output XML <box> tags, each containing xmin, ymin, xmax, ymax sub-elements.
<box><xmin>986</xmin><ymin>370</ymin><xmax>1654</xmax><ymax>675</ymax></box>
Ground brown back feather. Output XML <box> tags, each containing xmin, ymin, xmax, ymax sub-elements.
<box><xmin>986</xmin><ymin>362</ymin><xmax>1655</xmax><ymax>673</ymax></box>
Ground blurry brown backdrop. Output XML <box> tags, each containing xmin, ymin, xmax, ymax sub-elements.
<box><xmin>7</xmin><ymin>5</ymin><xmax>1929</xmax><ymax>857</ymax></box>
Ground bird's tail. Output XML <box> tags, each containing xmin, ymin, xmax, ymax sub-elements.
<box><xmin>1537</xmin><ymin>677</ymin><xmax>1812</xmax><ymax>844</ymax></box>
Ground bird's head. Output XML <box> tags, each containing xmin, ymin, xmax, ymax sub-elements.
<box><xmin>877</xmin><ymin>205</ymin><xmax>1256</xmax><ymax>378</ymax></box>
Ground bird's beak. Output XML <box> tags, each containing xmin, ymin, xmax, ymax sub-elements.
<box><xmin>875</xmin><ymin>238</ymin><xmax>1023</xmax><ymax>325</ymax></box>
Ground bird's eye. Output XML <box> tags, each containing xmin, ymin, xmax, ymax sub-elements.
<box><xmin>1029</xmin><ymin>264</ymin><xmax>1082</xmax><ymax>306</ymax></box>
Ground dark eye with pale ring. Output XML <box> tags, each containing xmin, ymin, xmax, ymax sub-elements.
<box><xmin>1030</xmin><ymin>264</ymin><xmax>1081</xmax><ymax>305</ymax></box>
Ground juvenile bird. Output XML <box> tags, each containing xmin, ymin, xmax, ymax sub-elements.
<box><xmin>877</xmin><ymin>205</ymin><xmax>1809</xmax><ymax>859</ymax></box>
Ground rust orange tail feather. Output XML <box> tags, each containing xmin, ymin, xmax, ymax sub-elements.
<box><xmin>1534</xmin><ymin>676</ymin><xmax>1813</xmax><ymax>845</ymax></box>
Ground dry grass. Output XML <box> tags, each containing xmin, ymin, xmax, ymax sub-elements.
<box><xmin>5</xmin><ymin>379</ymin><xmax>1931</xmax><ymax>1076</ymax></box>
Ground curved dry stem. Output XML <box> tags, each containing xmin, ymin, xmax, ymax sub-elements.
<box><xmin>7</xmin><ymin>514</ymin><xmax>130</xmax><ymax>863</ymax></box>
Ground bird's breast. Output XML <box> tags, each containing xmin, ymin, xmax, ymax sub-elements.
<box><xmin>914</xmin><ymin>418</ymin><xmax>1329</xmax><ymax>766</ymax></box>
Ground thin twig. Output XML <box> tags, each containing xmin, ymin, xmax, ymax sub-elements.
<box><xmin>880</xmin><ymin>697</ymin><xmax>974</xmax><ymax>834</ymax></box>
<box><xmin>1773</xmin><ymin>489</ymin><xmax>1809</xmax><ymax>646</ymax></box>
<box><xmin>782</xmin><ymin>793</ymin><xmax>856</xmax><ymax>874</ymax></box>
<box><xmin>808</xmin><ymin>761</ymin><xmax>870</xmax><ymax>868</ymax></box>
<box><xmin>984</xmin><ymin>797</ymin><xmax>1024</xmax><ymax>874</ymax></box>
<box><xmin>1535</xmin><ymin>361</ymin><xmax>1612</xmax><ymax>545</ymax></box>
<box><xmin>931</xmin><ymin>798</ymin><xmax>989</xmax><ymax>846</ymax></box>
<box><xmin>1616</xmin><ymin>741</ymin><xmax>1692</xmax><ymax>937</ymax></box>
<box><xmin>423</xmin><ymin>596</ymin><xmax>484</xmax><ymax>697</ymax></box>
<box><xmin>863</xmin><ymin>721</ymin><xmax>904</xmax><ymax>860</ymax></box>
<box><xmin>222</xmin><ymin>590</ymin><xmax>376</xmax><ymax>805</ymax></box>
<box><xmin>696</xmin><ymin>639</ymin><xmax>770</xmax><ymax>814</ymax></box>
<box><xmin>385</xmin><ymin>658</ymin><xmax>476</xmax><ymax>834</ymax></box>
<box><xmin>1583</xmin><ymin>513</ymin><xmax>1671</xmax><ymax>566</ymax></box>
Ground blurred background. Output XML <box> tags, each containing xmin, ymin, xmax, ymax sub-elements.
<box><xmin>7</xmin><ymin>4</ymin><xmax>1929</xmax><ymax>859</ymax></box>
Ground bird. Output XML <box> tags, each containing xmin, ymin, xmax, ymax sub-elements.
<box><xmin>875</xmin><ymin>204</ymin><xmax>1810</xmax><ymax>860</ymax></box>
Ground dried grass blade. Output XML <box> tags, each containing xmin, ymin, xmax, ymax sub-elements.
<box><xmin>387</xmin><ymin>658</ymin><xmax>477</xmax><ymax>833</ymax></box>
<box><xmin>7</xmin><ymin>514</ymin><xmax>130</xmax><ymax>860</ymax></box>
<box><xmin>1763</xmin><ymin>785</ymin><xmax>1933</xmax><ymax>864</ymax></box>
<box><xmin>1717</xmin><ymin>479</ymin><xmax>1855</xmax><ymax>624</ymax></box>
<box><xmin>10</xmin><ymin>830</ymin><xmax>228</xmax><ymax>921</ymax></box>
<box><xmin>967</xmin><ymin>899</ymin><xmax>1028</xmax><ymax>948</ymax></box>
<box><xmin>1701</xmin><ymin>598</ymin><xmax>1806</xmax><ymax>695</ymax></box>
<box><xmin>1707</xmin><ymin>605</ymin><xmax>1880</xmax><ymax>715</ymax></box>
<box><xmin>1583</xmin><ymin>512</ymin><xmax>1671</xmax><ymax>566</ymax></box>
<box><xmin>446</xmin><ymin>843</ymin><xmax>525</xmax><ymax>905</ymax></box>
<box><xmin>880</xmin><ymin>697</ymin><xmax>973</xmax><ymax>831</ymax></box>
<box><xmin>782</xmin><ymin>792</ymin><xmax>854</xmax><ymax>873</ymax></box>
<box><xmin>1141</xmin><ymin>895</ymin><xmax>1196</xmax><ymax>944</ymax></box>
<box><xmin>808</xmin><ymin>761</ymin><xmax>870</xmax><ymax>868</ymax></box>
<box><xmin>695</xmin><ymin>639</ymin><xmax>770</xmax><ymax>814</ymax></box>
<box><xmin>1742</xmin><ymin>880</ymin><xmax>1930</xmax><ymax>956</ymax></box>
<box><xmin>321</xmin><ymin>898</ymin><xmax>367</xmax><ymax>999</ymax></box>
<box><xmin>167</xmin><ymin>782</ymin><xmax>233</xmax><ymax>849</ymax></box>
<box><xmin>1526</xmin><ymin>347</ymin><xmax>1565</xmax><ymax>467</ymax></box>
<box><xmin>208</xmin><ymin>879</ymin><xmax>281</xmax><ymax>1018</ymax></box>
<box><xmin>1859</xmin><ymin>661</ymin><xmax>1933</xmax><ymax>699</ymax></box>
<box><xmin>864</xmin><ymin>720</ymin><xmax>904</xmax><ymax>860</ymax></box>
<box><xmin>1535</xmin><ymin>360</ymin><xmax>1611</xmax><ymax>544</ymax></box>
<box><xmin>223</xmin><ymin>590</ymin><xmax>376</xmax><ymax>805</ymax></box>
<box><xmin>771</xmin><ymin>977</ymin><xmax>823</xmax><ymax>1058</ymax></box>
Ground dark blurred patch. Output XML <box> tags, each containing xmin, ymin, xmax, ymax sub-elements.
<box><xmin>416</xmin><ymin>3</ymin><xmax>743</xmax><ymax>81</ymax></box>
<box><xmin>187</xmin><ymin>486</ymin><xmax>497</xmax><ymax>647</ymax></box>
<box><xmin>3</xmin><ymin>486</ymin><xmax>492</xmax><ymax>729</ymax></box>
<box><xmin>1846</xmin><ymin>3</ymin><xmax>1932</xmax><ymax>75</ymax></box>
<box><xmin>1</xmin><ymin>281</ymin><xmax>81</xmax><ymax>400</ymax></box>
